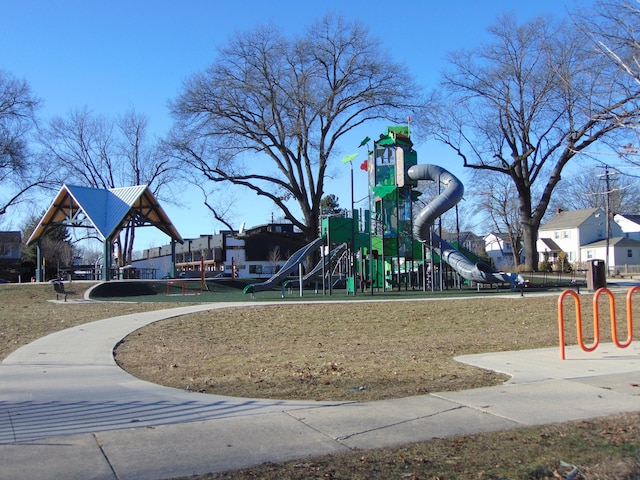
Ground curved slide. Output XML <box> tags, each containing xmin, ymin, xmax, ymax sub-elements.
<box><xmin>244</xmin><ymin>237</ymin><xmax>324</xmax><ymax>294</ymax></box>
<box><xmin>408</xmin><ymin>164</ymin><xmax>522</xmax><ymax>287</ymax></box>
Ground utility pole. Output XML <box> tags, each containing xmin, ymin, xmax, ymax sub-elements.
<box><xmin>605</xmin><ymin>165</ymin><xmax>611</xmax><ymax>275</ymax></box>
<box><xmin>598</xmin><ymin>165</ymin><xmax>612</xmax><ymax>275</ymax></box>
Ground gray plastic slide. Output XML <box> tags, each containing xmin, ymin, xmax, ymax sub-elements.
<box><xmin>408</xmin><ymin>164</ymin><xmax>522</xmax><ymax>287</ymax></box>
<box><xmin>244</xmin><ymin>237</ymin><xmax>324</xmax><ymax>294</ymax></box>
<box><xmin>283</xmin><ymin>242</ymin><xmax>348</xmax><ymax>291</ymax></box>
<box><xmin>304</xmin><ymin>242</ymin><xmax>347</xmax><ymax>282</ymax></box>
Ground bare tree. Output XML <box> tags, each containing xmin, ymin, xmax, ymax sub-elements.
<box><xmin>267</xmin><ymin>246</ymin><xmax>282</xmax><ymax>275</ymax></box>
<box><xmin>420</xmin><ymin>13</ymin><xmax>640</xmax><ymax>270</ymax></box>
<box><xmin>549</xmin><ymin>165</ymin><xmax>640</xmax><ymax>213</ymax></box>
<box><xmin>0</xmin><ymin>70</ymin><xmax>51</xmax><ymax>217</ymax></box>
<box><xmin>586</xmin><ymin>1</ymin><xmax>640</xmax><ymax>86</ymax></box>
<box><xmin>39</xmin><ymin>108</ymin><xmax>178</xmax><ymax>265</ymax></box>
<box><xmin>21</xmin><ymin>214</ymin><xmax>73</xmax><ymax>278</ymax></box>
<box><xmin>582</xmin><ymin>1</ymin><xmax>640</xmax><ymax>170</ymax></box>
<box><xmin>167</xmin><ymin>14</ymin><xmax>419</xmax><ymax>243</ymax></box>
<box><xmin>40</xmin><ymin>107</ymin><xmax>117</xmax><ymax>189</ymax></box>
<box><xmin>469</xmin><ymin>172</ymin><xmax>523</xmax><ymax>268</ymax></box>
<box><xmin>116</xmin><ymin>110</ymin><xmax>178</xmax><ymax>263</ymax></box>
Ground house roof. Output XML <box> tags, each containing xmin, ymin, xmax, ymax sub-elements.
<box><xmin>441</xmin><ymin>231</ymin><xmax>482</xmax><ymax>243</ymax></box>
<box><xmin>539</xmin><ymin>237</ymin><xmax>562</xmax><ymax>251</ymax></box>
<box><xmin>581</xmin><ymin>236</ymin><xmax>640</xmax><ymax>248</ymax></box>
<box><xmin>0</xmin><ymin>231</ymin><xmax>22</xmax><ymax>243</ymax></box>
<box><xmin>26</xmin><ymin>184</ymin><xmax>183</xmax><ymax>246</ymax></box>
<box><xmin>615</xmin><ymin>214</ymin><xmax>640</xmax><ymax>225</ymax></box>
<box><xmin>484</xmin><ymin>232</ymin><xmax>511</xmax><ymax>242</ymax></box>
<box><xmin>540</xmin><ymin>208</ymin><xmax>602</xmax><ymax>231</ymax></box>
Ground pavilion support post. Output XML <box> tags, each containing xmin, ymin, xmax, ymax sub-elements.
<box><xmin>36</xmin><ymin>241</ymin><xmax>42</xmax><ymax>282</ymax></box>
<box><xmin>102</xmin><ymin>239</ymin><xmax>112</xmax><ymax>281</ymax></box>
<box><xmin>171</xmin><ymin>240</ymin><xmax>177</xmax><ymax>279</ymax></box>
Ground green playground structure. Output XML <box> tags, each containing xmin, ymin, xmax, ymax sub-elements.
<box><xmin>323</xmin><ymin>125</ymin><xmax>523</xmax><ymax>294</ymax></box>
<box><xmin>246</xmin><ymin>125</ymin><xmax>522</xmax><ymax>297</ymax></box>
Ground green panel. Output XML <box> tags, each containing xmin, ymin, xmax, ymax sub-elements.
<box><xmin>387</xmin><ymin>125</ymin><xmax>409</xmax><ymax>136</ymax></box>
<box><xmin>354</xmin><ymin>232</ymin><xmax>369</xmax><ymax>250</ymax></box>
<box><xmin>413</xmin><ymin>239</ymin><xmax>424</xmax><ymax>260</ymax></box>
<box><xmin>371</xmin><ymin>235</ymin><xmax>382</xmax><ymax>254</ymax></box>
<box><xmin>321</xmin><ymin>216</ymin><xmax>353</xmax><ymax>243</ymax></box>
<box><xmin>405</xmin><ymin>150</ymin><xmax>418</xmax><ymax>187</ymax></box>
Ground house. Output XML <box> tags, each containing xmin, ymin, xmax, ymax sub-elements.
<box><xmin>484</xmin><ymin>232</ymin><xmax>523</xmax><ymax>270</ymax></box>
<box><xmin>537</xmin><ymin>208</ymin><xmax>623</xmax><ymax>269</ymax></box>
<box><xmin>441</xmin><ymin>231</ymin><xmax>485</xmax><ymax>257</ymax></box>
<box><xmin>613</xmin><ymin>214</ymin><xmax>640</xmax><ymax>241</ymax></box>
<box><xmin>581</xmin><ymin>236</ymin><xmax>640</xmax><ymax>274</ymax></box>
<box><xmin>0</xmin><ymin>231</ymin><xmax>22</xmax><ymax>282</ymax></box>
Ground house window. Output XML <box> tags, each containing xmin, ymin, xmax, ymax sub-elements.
<box><xmin>563</xmin><ymin>230</ymin><xmax>569</xmax><ymax>239</ymax></box>
<box><xmin>554</xmin><ymin>231</ymin><xmax>560</xmax><ymax>239</ymax></box>
<box><xmin>628</xmin><ymin>249</ymin><xmax>633</xmax><ymax>258</ymax></box>
<box><xmin>587</xmin><ymin>250</ymin><xmax>593</xmax><ymax>259</ymax></box>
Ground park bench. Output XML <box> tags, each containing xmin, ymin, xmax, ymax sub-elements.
<box><xmin>52</xmin><ymin>280</ymin><xmax>74</xmax><ymax>301</ymax></box>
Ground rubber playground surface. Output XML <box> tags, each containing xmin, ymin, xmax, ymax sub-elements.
<box><xmin>86</xmin><ymin>277</ymin><xmax>556</xmax><ymax>303</ymax></box>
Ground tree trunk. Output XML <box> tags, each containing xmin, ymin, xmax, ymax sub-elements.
<box><xmin>521</xmin><ymin>219</ymin><xmax>538</xmax><ymax>272</ymax></box>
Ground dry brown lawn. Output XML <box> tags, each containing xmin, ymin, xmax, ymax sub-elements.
<box><xmin>115</xmin><ymin>297</ymin><xmax>569</xmax><ymax>401</ymax></box>
<box><xmin>2</xmin><ymin>282</ymin><xmax>640</xmax><ymax>479</ymax></box>
<box><xmin>0</xmin><ymin>282</ymin><xmax>182</xmax><ymax>358</ymax></box>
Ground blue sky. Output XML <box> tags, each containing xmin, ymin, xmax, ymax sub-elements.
<box><xmin>2</xmin><ymin>0</ymin><xmax>590</xmax><ymax>250</ymax></box>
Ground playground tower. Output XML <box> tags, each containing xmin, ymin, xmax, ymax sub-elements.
<box><xmin>368</xmin><ymin>126</ymin><xmax>419</xmax><ymax>288</ymax></box>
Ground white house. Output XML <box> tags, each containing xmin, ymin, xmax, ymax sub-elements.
<box><xmin>581</xmin><ymin>236</ymin><xmax>640</xmax><ymax>274</ymax></box>
<box><xmin>613</xmin><ymin>214</ymin><xmax>640</xmax><ymax>241</ymax></box>
<box><xmin>484</xmin><ymin>233</ymin><xmax>522</xmax><ymax>269</ymax></box>
<box><xmin>537</xmin><ymin>208</ymin><xmax>623</xmax><ymax>268</ymax></box>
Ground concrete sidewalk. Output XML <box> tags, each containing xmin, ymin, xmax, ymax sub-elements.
<box><xmin>1</xmin><ymin>301</ymin><xmax>639</xmax><ymax>480</ymax></box>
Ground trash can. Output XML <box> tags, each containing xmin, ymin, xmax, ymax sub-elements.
<box><xmin>586</xmin><ymin>259</ymin><xmax>607</xmax><ymax>291</ymax></box>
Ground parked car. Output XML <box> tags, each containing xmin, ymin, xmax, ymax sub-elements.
<box><xmin>213</xmin><ymin>272</ymin><xmax>233</xmax><ymax>278</ymax></box>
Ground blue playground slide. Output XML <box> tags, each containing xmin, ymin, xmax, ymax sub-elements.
<box><xmin>243</xmin><ymin>237</ymin><xmax>324</xmax><ymax>295</ymax></box>
<box><xmin>408</xmin><ymin>164</ymin><xmax>523</xmax><ymax>287</ymax></box>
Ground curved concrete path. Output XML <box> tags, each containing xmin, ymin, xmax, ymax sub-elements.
<box><xmin>1</xmin><ymin>299</ymin><xmax>640</xmax><ymax>480</ymax></box>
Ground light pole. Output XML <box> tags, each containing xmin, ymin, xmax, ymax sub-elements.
<box><xmin>342</xmin><ymin>153</ymin><xmax>359</xmax><ymax>295</ymax></box>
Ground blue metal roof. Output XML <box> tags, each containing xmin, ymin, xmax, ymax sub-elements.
<box><xmin>27</xmin><ymin>184</ymin><xmax>183</xmax><ymax>245</ymax></box>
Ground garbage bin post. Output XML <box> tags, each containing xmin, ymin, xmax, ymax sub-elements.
<box><xmin>587</xmin><ymin>259</ymin><xmax>607</xmax><ymax>292</ymax></box>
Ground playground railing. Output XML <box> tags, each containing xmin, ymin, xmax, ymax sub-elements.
<box><xmin>557</xmin><ymin>286</ymin><xmax>638</xmax><ymax>360</ymax></box>
<box><xmin>167</xmin><ymin>280</ymin><xmax>189</xmax><ymax>295</ymax></box>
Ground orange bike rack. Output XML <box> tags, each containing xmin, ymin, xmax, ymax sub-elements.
<box><xmin>558</xmin><ymin>287</ymin><xmax>636</xmax><ymax>360</ymax></box>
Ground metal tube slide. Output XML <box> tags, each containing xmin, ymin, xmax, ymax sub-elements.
<box><xmin>408</xmin><ymin>164</ymin><xmax>522</xmax><ymax>287</ymax></box>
